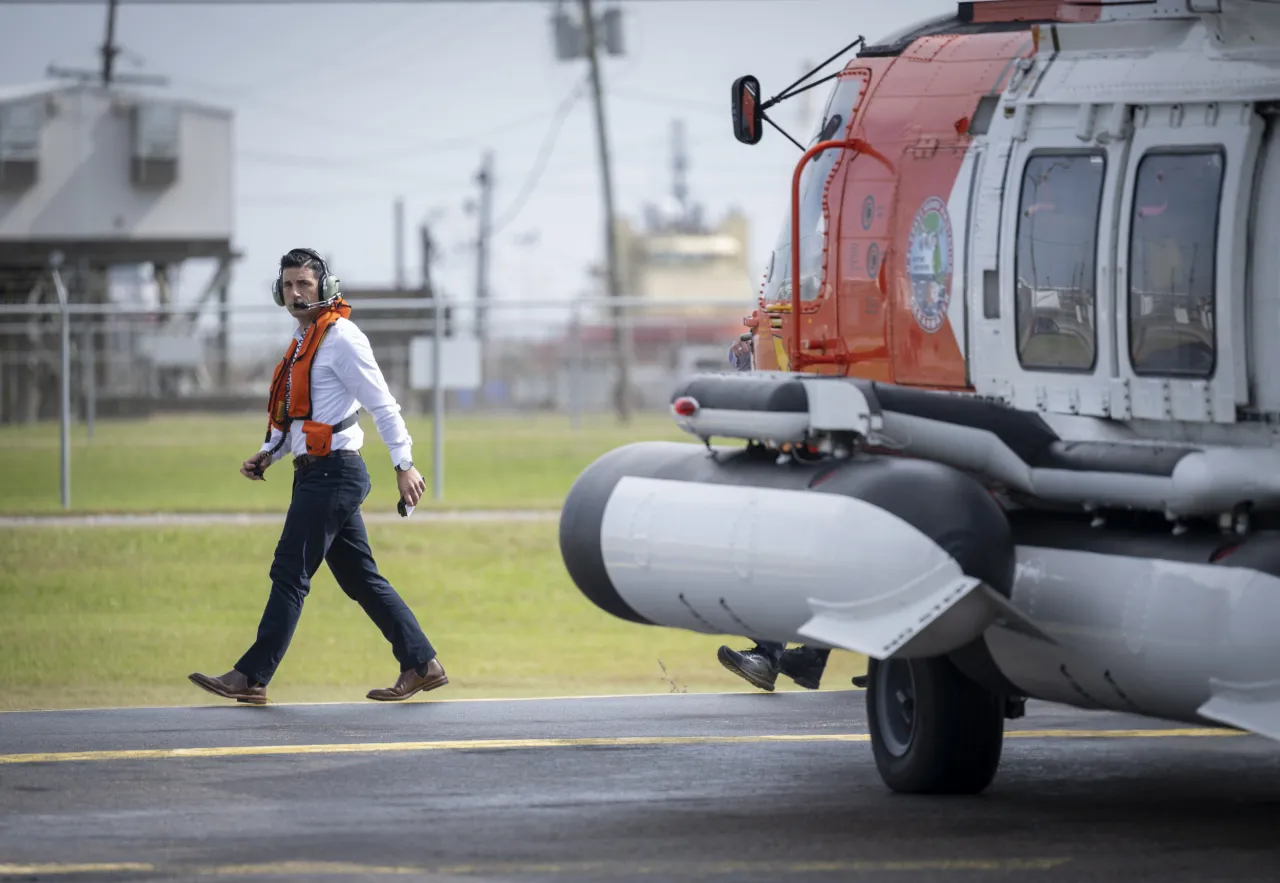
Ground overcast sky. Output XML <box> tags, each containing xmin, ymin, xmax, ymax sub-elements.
<box><xmin>0</xmin><ymin>0</ymin><xmax>955</xmax><ymax>350</ymax></box>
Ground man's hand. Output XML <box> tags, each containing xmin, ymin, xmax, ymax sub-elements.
<box><xmin>396</xmin><ymin>466</ymin><xmax>426</xmax><ymax>507</ymax></box>
<box><xmin>241</xmin><ymin>451</ymin><xmax>272</xmax><ymax>481</ymax></box>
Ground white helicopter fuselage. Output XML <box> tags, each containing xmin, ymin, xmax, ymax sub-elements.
<box><xmin>560</xmin><ymin>1</ymin><xmax>1280</xmax><ymax>792</ymax></box>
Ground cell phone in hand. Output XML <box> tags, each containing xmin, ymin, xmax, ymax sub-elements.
<box><xmin>397</xmin><ymin>498</ymin><xmax>415</xmax><ymax>518</ymax></box>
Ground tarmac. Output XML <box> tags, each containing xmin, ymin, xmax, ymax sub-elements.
<box><xmin>2</xmin><ymin>690</ymin><xmax>1278</xmax><ymax>882</ymax></box>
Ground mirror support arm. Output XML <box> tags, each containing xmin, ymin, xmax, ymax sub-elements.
<box><xmin>763</xmin><ymin>36</ymin><xmax>866</xmax><ymax>111</ymax></box>
<box><xmin>733</xmin><ymin>36</ymin><xmax>867</xmax><ymax>150</ymax></box>
<box><xmin>764</xmin><ymin>113</ymin><xmax>805</xmax><ymax>151</ymax></box>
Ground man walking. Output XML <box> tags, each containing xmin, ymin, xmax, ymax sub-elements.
<box><xmin>189</xmin><ymin>247</ymin><xmax>446</xmax><ymax>705</ymax></box>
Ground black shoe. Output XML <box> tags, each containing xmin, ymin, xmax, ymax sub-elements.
<box><xmin>778</xmin><ymin>646</ymin><xmax>830</xmax><ymax>690</ymax></box>
<box><xmin>717</xmin><ymin>645</ymin><xmax>779</xmax><ymax>692</ymax></box>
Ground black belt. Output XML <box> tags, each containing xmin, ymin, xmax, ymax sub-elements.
<box><xmin>294</xmin><ymin>449</ymin><xmax>361</xmax><ymax>471</ymax></box>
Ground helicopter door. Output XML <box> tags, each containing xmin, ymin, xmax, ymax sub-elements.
<box><xmin>1113</xmin><ymin>101</ymin><xmax>1262</xmax><ymax>423</ymax></box>
<box><xmin>966</xmin><ymin>135</ymin><xmax>1010</xmax><ymax>395</ymax></box>
<box><xmin>975</xmin><ymin>100</ymin><xmax>1130</xmax><ymax>418</ymax></box>
<box><xmin>759</xmin><ymin>70</ymin><xmax>870</xmax><ymax>373</ymax></box>
<box><xmin>835</xmin><ymin>161</ymin><xmax>897</xmax><ymax>381</ymax></box>
<box><xmin>1248</xmin><ymin>109</ymin><xmax>1280</xmax><ymax>415</ymax></box>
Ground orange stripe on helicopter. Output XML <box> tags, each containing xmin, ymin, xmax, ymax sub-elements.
<box><xmin>966</xmin><ymin>0</ymin><xmax>1103</xmax><ymax>25</ymax></box>
<box><xmin>755</xmin><ymin>27</ymin><xmax>1035</xmax><ymax>391</ymax></box>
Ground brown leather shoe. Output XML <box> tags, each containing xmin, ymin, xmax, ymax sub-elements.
<box><xmin>188</xmin><ymin>669</ymin><xmax>269</xmax><ymax>705</ymax></box>
<box><xmin>366</xmin><ymin>658</ymin><xmax>448</xmax><ymax>701</ymax></box>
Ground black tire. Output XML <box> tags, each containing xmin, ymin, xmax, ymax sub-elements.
<box><xmin>865</xmin><ymin>654</ymin><xmax>1005</xmax><ymax>795</ymax></box>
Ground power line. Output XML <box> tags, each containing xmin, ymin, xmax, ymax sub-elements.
<box><xmin>609</xmin><ymin>87</ymin><xmax>722</xmax><ymax>113</ymax></box>
<box><xmin>491</xmin><ymin>74</ymin><xmax>588</xmax><ymax>235</ymax></box>
<box><xmin>235</xmin><ymin>88</ymin><xmax>746</xmax><ymax>178</ymax></box>
<box><xmin>3</xmin><ymin>0</ymin><xmax>808</xmax><ymax>4</ymax></box>
<box><xmin>474</xmin><ymin>151</ymin><xmax>493</xmax><ymax>343</ymax></box>
<box><xmin>238</xmin><ymin>101</ymin><xmax>577</xmax><ymax>168</ymax></box>
<box><xmin>243</xmin><ymin>5</ymin><xmax>455</xmax><ymax>102</ymax></box>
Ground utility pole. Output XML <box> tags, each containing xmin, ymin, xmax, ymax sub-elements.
<box><xmin>797</xmin><ymin>58</ymin><xmax>816</xmax><ymax>132</ymax></box>
<box><xmin>578</xmin><ymin>0</ymin><xmax>632</xmax><ymax>423</ymax></box>
<box><xmin>101</xmin><ymin>0</ymin><xmax>120</xmax><ymax>85</ymax></box>
<box><xmin>474</xmin><ymin>152</ymin><xmax>493</xmax><ymax>344</ymax></box>
<box><xmin>422</xmin><ymin>223</ymin><xmax>444</xmax><ymax>502</ymax></box>
<box><xmin>394</xmin><ymin>197</ymin><xmax>405</xmax><ymax>289</ymax></box>
<box><xmin>672</xmin><ymin>119</ymin><xmax>688</xmax><ymax>227</ymax></box>
<box><xmin>47</xmin><ymin>0</ymin><xmax>167</xmax><ymax>87</ymax></box>
<box><xmin>49</xmin><ymin>253</ymin><xmax>71</xmax><ymax>510</ymax></box>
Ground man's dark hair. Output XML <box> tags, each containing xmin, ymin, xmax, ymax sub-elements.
<box><xmin>279</xmin><ymin>248</ymin><xmax>325</xmax><ymax>281</ymax></box>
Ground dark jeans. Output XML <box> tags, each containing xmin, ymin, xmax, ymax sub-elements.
<box><xmin>235</xmin><ymin>452</ymin><xmax>435</xmax><ymax>686</ymax></box>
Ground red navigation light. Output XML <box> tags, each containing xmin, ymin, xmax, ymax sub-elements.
<box><xmin>673</xmin><ymin>397</ymin><xmax>699</xmax><ymax>417</ymax></box>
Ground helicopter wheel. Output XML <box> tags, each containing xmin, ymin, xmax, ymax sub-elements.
<box><xmin>865</xmin><ymin>654</ymin><xmax>1005</xmax><ymax>795</ymax></box>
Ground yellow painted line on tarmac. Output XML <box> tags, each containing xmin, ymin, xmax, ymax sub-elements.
<box><xmin>0</xmin><ymin>689</ymin><xmax>816</xmax><ymax>715</ymax></box>
<box><xmin>0</xmin><ymin>864</ymin><xmax>155</xmax><ymax>876</ymax></box>
<box><xmin>193</xmin><ymin>858</ymin><xmax>1074</xmax><ymax>877</ymax></box>
<box><xmin>0</xmin><ymin>727</ymin><xmax>1243</xmax><ymax>766</ymax></box>
<box><xmin>0</xmin><ymin>858</ymin><xmax>1074</xmax><ymax>877</ymax></box>
<box><xmin>0</xmin><ymin>734</ymin><xmax>868</xmax><ymax>765</ymax></box>
<box><xmin>193</xmin><ymin>863</ymin><xmax>423</xmax><ymax>877</ymax></box>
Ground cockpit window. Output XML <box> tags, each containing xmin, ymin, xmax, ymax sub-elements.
<box><xmin>1127</xmin><ymin>149</ymin><xmax>1222</xmax><ymax>378</ymax></box>
<box><xmin>761</xmin><ymin>72</ymin><xmax>867</xmax><ymax>305</ymax></box>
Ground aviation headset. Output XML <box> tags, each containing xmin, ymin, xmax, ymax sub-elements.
<box><xmin>271</xmin><ymin>247</ymin><xmax>342</xmax><ymax>308</ymax></box>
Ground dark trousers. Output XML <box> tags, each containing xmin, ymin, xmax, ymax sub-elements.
<box><xmin>753</xmin><ymin>641</ymin><xmax>832</xmax><ymax>670</ymax></box>
<box><xmin>235</xmin><ymin>452</ymin><xmax>435</xmax><ymax>686</ymax></box>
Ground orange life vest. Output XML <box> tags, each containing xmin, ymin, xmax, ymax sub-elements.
<box><xmin>265</xmin><ymin>298</ymin><xmax>356</xmax><ymax>457</ymax></box>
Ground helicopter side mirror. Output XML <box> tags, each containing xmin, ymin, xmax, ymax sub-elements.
<box><xmin>731</xmin><ymin>75</ymin><xmax>764</xmax><ymax>145</ymax></box>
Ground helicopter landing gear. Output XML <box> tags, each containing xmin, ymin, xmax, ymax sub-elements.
<box><xmin>865</xmin><ymin>655</ymin><xmax>1005</xmax><ymax>795</ymax></box>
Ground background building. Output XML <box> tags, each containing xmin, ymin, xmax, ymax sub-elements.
<box><xmin>490</xmin><ymin>119</ymin><xmax>753</xmax><ymax>413</ymax></box>
<box><xmin>0</xmin><ymin>78</ymin><xmax>236</xmax><ymax>422</ymax></box>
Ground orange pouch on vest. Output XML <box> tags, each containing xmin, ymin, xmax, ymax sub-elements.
<box><xmin>302</xmin><ymin>420</ymin><xmax>334</xmax><ymax>457</ymax></box>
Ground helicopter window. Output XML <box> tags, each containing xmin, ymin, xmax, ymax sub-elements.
<box><xmin>761</xmin><ymin>73</ymin><xmax>867</xmax><ymax>305</ymax></box>
<box><xmin>1127</xmin><ymin>149</ymin><xmax>1223</xmax><ymax>379</ymax></box>
<box><xmin>1013</xmin><ymin>151</ymin><xmax>1105</xmax><ymax>372</ymax></box>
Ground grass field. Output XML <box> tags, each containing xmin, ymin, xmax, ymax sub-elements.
<box><xmin>0</xmin><ymin>411</ymin><xmax>866</xmax><ymax>712</ymax></box>
<box><xmin>0</xmin><ymin>411</ymin><xmax>694</xmax><ymax>515</ymax></box>
<box><xmin>0</xmin><ymin>520</ymin><xmax>868</xmax><ymax>711</ymax></box>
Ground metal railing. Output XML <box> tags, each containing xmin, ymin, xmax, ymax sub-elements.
<box><xmin>0</xmin><ymin>274</ymin><xmax>752</xmax><ymax>508</ymax></box>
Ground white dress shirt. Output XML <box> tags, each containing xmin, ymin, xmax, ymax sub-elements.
<box><xmin>260</xmin><ymin>317</ymin><xmax>413</xmax><ymax>469</ymax></box>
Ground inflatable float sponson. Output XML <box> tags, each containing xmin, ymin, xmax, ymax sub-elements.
<box><xmin>558</xmin><ymin>433</ymin><xmax>1042</xmax><ymax>662</ymax></box>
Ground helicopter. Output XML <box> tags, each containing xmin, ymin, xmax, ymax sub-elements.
<box><xmin>558</xmin><ymin>0</ymin><xmax>1280</xmax><ymax>796</ymax></box>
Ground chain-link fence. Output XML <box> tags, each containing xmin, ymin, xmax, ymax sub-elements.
<box><xmin>0</xmin><ymin>290</ymin><xmax>752</xmax><ymax>426</ymax></box>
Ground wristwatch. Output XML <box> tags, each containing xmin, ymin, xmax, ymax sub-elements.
<box><xmin>395</xmin><ymin>459</ymin><xmax>414</xmax><ymax>473</ymax></box>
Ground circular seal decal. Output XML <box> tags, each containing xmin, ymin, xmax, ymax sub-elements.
<box><xmin>865</xmin><ymin>242</ymin><xmax>880</xmax><ymax>279</ymax></box>
<box><xmin>907</xmin><ymin>196</ymin><xmax>954</xmax><ymax>334</ymax></box>
<box><xmin>861</xmin><ymin>195</ymin><xmax>875</xmax><ymax>230</ymax></box>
